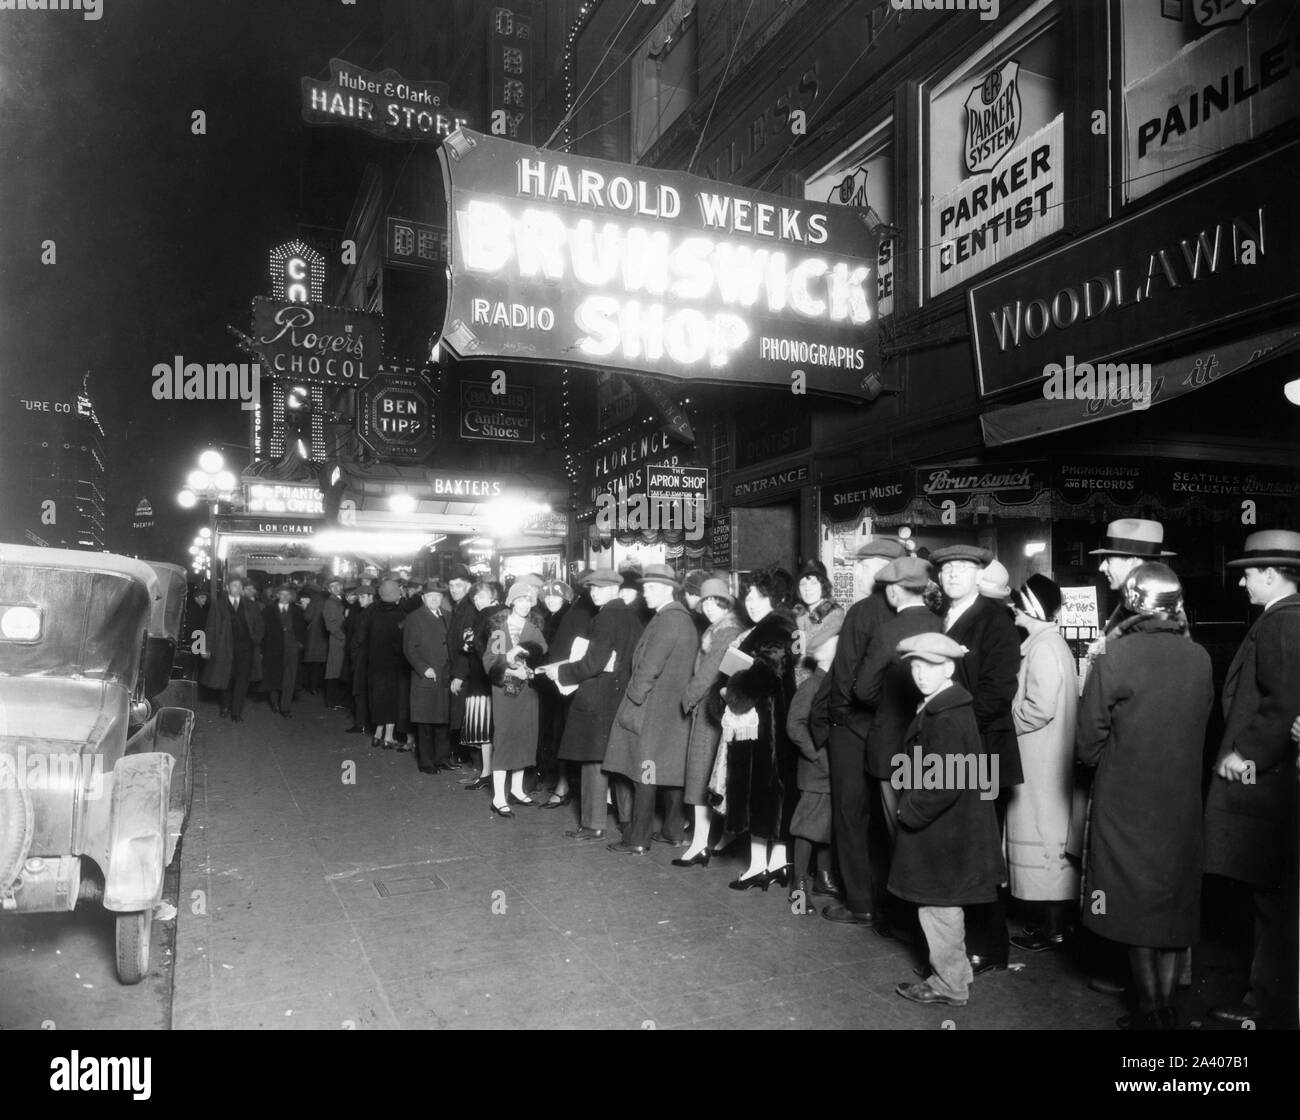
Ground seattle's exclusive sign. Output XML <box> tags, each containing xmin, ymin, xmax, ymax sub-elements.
<box><xmin>459</xmin><ymin>379</ymin><xmax>535</xmax><ymax>444</ymax></box>
<box><xmin>302</xmin><ymin>58</ymin><xmax>469</xmax><ymax>143</ymax></box>
<box><xmin>251</xmin><ymin>299</ymin><xmax>384</xmax><ymax>385</ymax></box>
<box><xmin>438</xmin><ymin>129</ymin><xmax>881</xmax><ymax>399</ymax></box>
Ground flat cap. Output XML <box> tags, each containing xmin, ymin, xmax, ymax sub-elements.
<box><xmin>581</xmin><ymin>568</ymin><xmax>623</xmax><ymax>587</ymax></box>
<box><xmin>930</xmin><ymin>544</ymin><xmax>994</xmax><ymax>567</ymax></box>
<box><xmin>875</xmin><ymin>556</ymin><xmax>932</xmax><ymax>591</ymax></box>
<box><xmin>855</xmin><ymin>537</ymin><xmax>906</xmax><ymax>561</ymax></box>
<box><xmin>897</xmin><ymin>632</ymin><xmax>969</xmax><ymax>664</ymax></box>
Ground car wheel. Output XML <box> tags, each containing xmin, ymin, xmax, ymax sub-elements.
<box><xmin>115</xmin><ymin>909</ymin><xmax>152</xmax><ymax>984</ymax></box>
<box><xmin>0</xmin><ymin>753</ymin><xmax>34</xmax><ymax>892</ymax></box>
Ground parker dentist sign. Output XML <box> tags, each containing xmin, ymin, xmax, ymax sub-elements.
<box><xmin>438</xmin><ymin>129</ymin><xmax>881</xmax><ymax>399</ymax></box>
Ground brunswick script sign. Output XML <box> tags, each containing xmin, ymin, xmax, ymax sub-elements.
<box><xmin>438</xmin><ymin>128</ymin><xmax>881</xmax><ymax>399</ymax></box>
<box><xmin>251</xmin><ymin>299</ymin><xmax>384</xmax><ymax>385</ymax></box>
<box><xmin>302</xmin><ymin>58</ymin><xmax>469</xmax><ymax>143</ymax></box>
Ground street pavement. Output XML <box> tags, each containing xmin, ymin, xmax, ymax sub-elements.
<box><xmin>160</xmin><ymin>694</ymin><xmax>1252</xmax><ymax>1031</ymax></box>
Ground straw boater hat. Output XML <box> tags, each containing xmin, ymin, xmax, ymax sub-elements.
<box><xmin>1225</xmin><ymin>529</ymin><xmax>1300</xmax><ymax>569</ymax></box>
<box><xmin>1089</xmin><ymin>518</ymin><xmax>1175</xmax><ymax>558</ymax></box>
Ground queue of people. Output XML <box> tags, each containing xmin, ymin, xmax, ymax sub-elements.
<box><xmin>195</xmin><ymin>523</ymin><xmax>1300</xmax><ymax>1030</ymax></box>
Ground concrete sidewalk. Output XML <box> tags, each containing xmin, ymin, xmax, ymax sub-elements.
<box><xmin>171</xmin><ymin>697</ymin><xmax>1249</xmax><ymax>1030</ymax></box>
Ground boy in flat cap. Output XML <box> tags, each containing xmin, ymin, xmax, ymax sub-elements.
<box><xmin>890</xmin><ymin>633</ymin><xmax>1005</xmax><ymax>1008</ymax></box>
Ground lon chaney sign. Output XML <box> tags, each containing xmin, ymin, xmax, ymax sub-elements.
<box><xmin>438</xmin><ymin>129</ymin><xmax>882</xmax><ymax>400</ymax></box>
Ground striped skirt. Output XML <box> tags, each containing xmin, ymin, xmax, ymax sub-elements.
<box><xmin>461</xmin><ymin>693</ymin><xmax>492</xmax><ymax>748</ymax></box>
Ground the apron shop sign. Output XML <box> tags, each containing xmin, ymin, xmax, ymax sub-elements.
<box><xmin>438</xmin><ymin>129</ymin><xmax>880</xmax><ymax>399</ymax></box>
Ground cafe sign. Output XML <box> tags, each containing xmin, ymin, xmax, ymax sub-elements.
<box><xmin>968</xmin><ymin>142</ymin><xmax>1299</xmax><ymax>397</ymax></box>
<box><xmin>251</xmin><ymin>298</ymin><xmax>384</xmax><ymax>386</ymax></box>
<box><xmin>302</xmin><ymin>58</ymin><xmax>469</xmax><ymax>143</ymax></box>
<box><xmin>437</xmin><ymin>128</ymin><xmax>881</xmax><ymax>399</ymax></box>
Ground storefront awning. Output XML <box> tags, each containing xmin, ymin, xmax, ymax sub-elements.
<box><xmin>980</xmin><ymin>325</ymin><xmax>1300</xmax><ymax>448</ymax></box>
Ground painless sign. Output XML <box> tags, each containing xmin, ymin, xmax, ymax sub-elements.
<box><xmin>302</xmin><ymin>58</ymin><xmax>470</xmax><ymax>143</ymax></box>
<box><xmin>438</xmin><ymin>128</ymin><xmax>881</xmax><ymax>399</ymax></box>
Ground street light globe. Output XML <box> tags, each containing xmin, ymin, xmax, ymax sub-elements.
<box><xmin>198</xmin><ymin>449</ymin><xmax>224</xmax><ymax>474</ymax></box>
<box><xmin>177</xmin><ymin>489</ymin><xmax>198</xmax><ymax>509</ymax></box>
<box><xmin>389</xmin><ymin>493</ymin><xmax>417</xmax><ymax>514</ymax></box>
<box><xmin>215</xmin><ymin>470</ymin><xmax>237</xmax><ymax>492</ymax></box>
<box><xmin>186</xmin><ymin>469</ymin><xmax>208</xmax><ymax>491</ymax></box>
<box><xmin>198</xmin><ymin>527</ymin><xmax>211</xmax><ymax>540</ymax></box>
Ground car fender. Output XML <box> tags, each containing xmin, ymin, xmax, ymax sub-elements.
<box><xmin>101</xmin><ymin>753</ymin><xmax>173</xmax><ymax>913</ymax></box>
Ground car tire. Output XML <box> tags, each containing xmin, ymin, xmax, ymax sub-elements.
<box><xmin>0</xmin><ymin>754</ymin><xmax>33</xmax><ymax>893</ymax></box>
<box><xmin>115</xmin><ymin>909</ymin><xmax>152</xmax><ymax>985</ymax></box>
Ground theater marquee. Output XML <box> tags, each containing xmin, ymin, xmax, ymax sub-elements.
<box><xmin>437</xmin><ymin>129</ymin><xmax>881</xmax><ymax>400</ymax></box>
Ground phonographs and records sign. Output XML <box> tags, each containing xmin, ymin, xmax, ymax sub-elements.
<box><xmin>251</xmin><ymin>298</ymin><xmax>384</xmax><ymax>385</ymax></box>
<box><xmin>459</xmin><ymin>379</ymin><xmax>535</xmax><ymax>444</ymax></box>
<box><xmin>357</xmin><ymin>370</ymin><xmax>436</xmax><ymax>461</ymax></box>
<box><xmin>302</xmin><ymin>58</ymin><xmax>470</xmax><ymax>143</ymax></box>
<box><xmin>437</xmin><ymin>128</ymin><xmax>881</xmax><ymax>400</ymax></box>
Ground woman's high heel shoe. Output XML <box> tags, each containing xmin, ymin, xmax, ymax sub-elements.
<box><xmin>766</xmin><ymin>864</ymin><xmax>793</xmax><ymax>889</ymax></box>
<box><xmin>672</xmin><ymin>849</ymin><xmax>712</xmax><ymax>868</ymax></box>
<box><xmin>728</xmin><ymin>869</ymin><xmax>771</xmax><ymax>891</ymax></box>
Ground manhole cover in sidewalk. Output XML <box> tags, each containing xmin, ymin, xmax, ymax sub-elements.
<box><xmin>372</xmin><ymin>876</ymin><xmax>446</xmax><ymax>898</ymax></box>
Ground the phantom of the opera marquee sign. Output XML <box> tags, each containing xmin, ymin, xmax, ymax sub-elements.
<box><xmin>437</xmin><ymin>129</ymin><xmax>882</xmax><ymax>400</ymax></box>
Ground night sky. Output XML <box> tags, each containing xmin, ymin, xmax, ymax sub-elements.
<box><xmin>0</xmin><ymin>0</ymin><xmax>391</xmax><ymax>562</ymax></box>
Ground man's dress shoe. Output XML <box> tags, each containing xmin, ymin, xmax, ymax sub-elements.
<box><xmin>822</xmin><ymin>904</ymin><xmax>873</xmax><ymax>925</ymax></box>
<box><xmin>565</xmin><ymin>827</ymin><xmax>605</xmax><ymax>840</ymax></box>
<box><xmin>895</xmin><ymin>981</ymin><xmax>966</xmax><ymax>1007</ymax></box>
<box><xmin>606</xmin><ymin>841</ymin><xmax>649</xmax><ymax>854</ymax></box>
<box><xmin>968</xmin><ymin>955</ymin><xmax>1008</xmax><ymax>975</ymax></box>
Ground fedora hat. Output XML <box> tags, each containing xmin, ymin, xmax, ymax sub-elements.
<box><xmin>1089</xmin><ymin>518</ymin><xmax>1175</xmax><ymax>557</ymax></box>
<box><xmin>641</xmin><ymin>563</ymin><xmax>680</xmax><ymax>588</ymax></box>
<box><xmin>1226</xmin><ymin>529</ymin><xmax>1300</xmax><ymax>569</ymax></box>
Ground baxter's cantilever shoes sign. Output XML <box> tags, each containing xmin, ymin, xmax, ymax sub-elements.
<box><xmin>437</xmin><ymin>129</ymin><xmax>881</xmax><ymax>400</ymax></box>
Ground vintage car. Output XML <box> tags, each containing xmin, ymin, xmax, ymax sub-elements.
<box><xmin>0</xmin><ymin>544</ymin><xmax>195</xmax><ymax>984</ymax></box>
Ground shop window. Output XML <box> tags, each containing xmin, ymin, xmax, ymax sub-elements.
<box><xmin>805</xmin><ymin>121</ymin><xmax>896</xmax><ymax>318</ymax></box>
<box><xmin>1122</xmin><ymin>0</ymin><xmax>1300</xmax><ymax>203</ymax></box>
<box><xmin>924</xmin><ymin>3</ymin><xmax>1064</xmax><ymax>299</ymax></box>
<box><xmin>631</xmin><ymin>0</ymin><xmax>698</xmax><ymax>161</ymax></box>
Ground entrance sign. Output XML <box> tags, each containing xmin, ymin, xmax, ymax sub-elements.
<box><xmin>438</xmin><ymin>129</ymin><xmax>881</xmax><ymax>399</ymax></box>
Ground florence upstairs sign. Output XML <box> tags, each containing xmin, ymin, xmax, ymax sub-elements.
<box><xmin>302</xmin><ymin>59</ymin><xmax>470</xmax><ymax>143</ymax></box>
<box><xmin>437</xmin><ymin>129</ymin><xmax>882</xmax><ymax>400</ymax></box>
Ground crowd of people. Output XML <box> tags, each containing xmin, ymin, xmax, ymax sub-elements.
<box><xmin>194</xmin><ymin>522</ymin><xmax>1300</xmax><ymax>1030</ymax></box>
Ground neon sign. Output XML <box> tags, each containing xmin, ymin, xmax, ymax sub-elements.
<box><xmin>438</xmin><ymin>129</ymin><xmax>881</xmax><ymax>399</ymax></box>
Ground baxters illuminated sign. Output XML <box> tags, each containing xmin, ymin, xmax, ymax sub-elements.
<box><xmin>438</xmin><ymin>129</ymin><xmax>881</xmax><ymax>399</ymax></box>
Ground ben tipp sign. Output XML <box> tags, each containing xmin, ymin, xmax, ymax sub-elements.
<box><xmin>438</xmin><ymin>129</ymin><xmax>881</xmax><ymax>399</ymax></box>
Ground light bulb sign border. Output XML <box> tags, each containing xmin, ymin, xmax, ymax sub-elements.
<box><xmin>437</xmin><ymin>128</ymin><xmax>882</xmax><ymax>400</ymax></box>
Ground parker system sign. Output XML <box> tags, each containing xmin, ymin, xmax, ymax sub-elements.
<box><xmin>437</xmin><ymin>129</ymin><xmax>881</xmax><ymax>400</ymax></box>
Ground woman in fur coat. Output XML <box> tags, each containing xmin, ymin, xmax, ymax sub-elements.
<box><xmin>720</xmin><ymin>566</ymin><xmax>799</xmax><ymax>891</ymax></box>
<box><xmin>482</xmin><ymin>582</ymin><xmax>548</xmax><ymax>816</ymax></box>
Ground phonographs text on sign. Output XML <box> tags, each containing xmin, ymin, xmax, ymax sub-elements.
<box><xmin>437</xmin><ymin>129</ymin><xmax>881</xmax><ymax>400</ymax></box>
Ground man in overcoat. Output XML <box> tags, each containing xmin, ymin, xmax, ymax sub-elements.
<box><xmin>263</xmin><ymin>585</ymin><xmax>308</xmax><ymax>717</ymax></box>
<box><xmin>603</xmin><ymin>565</ymin><xmax>701</xmax><ymax>854</ymax></box>
<box><xmin>1205</xmin><ymin>530</ymin><xmax>1300</xmax><ymax>1030</ymax></box>
<box><xmin>541</xmin><ymin>569</ymin><xmax>643</xmax><ymax>840</ymax></box>
<box><xmin>931</xmin><ymin>543</ymin><xmax>1022</xmax><ymax>972</ymax></box>
<box><xmin>823</xmin><ymin>537</ymin><xmax>905</xmax><ymax>925</ymax></box>
<box><xmin>321</xmin><ymin>579</ymin><xmax>349</xmax><ymax>709</ymax></box>
<box><xmin>199</xmin><ymin>575</ymin><xmax>264</xmax><ymax>721</ymax></box>
<box><xmin>345</xmin><ymin>585</ymin><xmax>373</xmax><ymax>733</ymax></box>
<box><xmin>405</xmin><ymin>578</ymin><xmax>454</xmax><ymax>774</ymax></box>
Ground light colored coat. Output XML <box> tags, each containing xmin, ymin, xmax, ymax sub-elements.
<box><xmin>1005</xmin><ymin>624</ymin><xmax>1079</xmax><ymax>901</ymax></box>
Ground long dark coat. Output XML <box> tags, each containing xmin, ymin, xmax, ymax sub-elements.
<box><xmin>723</xmin><ymin>611</ymin><xmax>798</xmax><ymax>839</ymax></box>
<box><xmin>365</xmin><ymin>600</ymin><xmax>410</xmax><ymax>726</ymax></box>
<box><xmin>556</xmin><ymin>598</ymin><xmax>644</xmax><ymax>763</ymax></box>
<box><xmin>261</xmin><ymin>601</ymin><xmax>307</xmax><ymax>691</ymax></box>
<box><xmin>681</xmin><ymin>610</ymin><xmax>745</xmax><ymax>805</ymax></box>
<box><xmin>946</xmin><ymin>594</ymin><xmax>1024</xmax><ymax>788</ymax></box>
<box><xmin>404</xmin><ymin>604</ymin><xmax>451</xmax><ymax>725</ymax></box>
<box><xmin>605</xmin><ymin>601</ymin><xmax>701</xmax><ymax>787</ymax></box>
<box><xmin>854</xmin><ymin>604</ymin><xmax>944</xmax><ymax>779</ymax></box>
<box><xmin>322</xmin><ymin>595</ymin><xmax>347</xmax><ymax>679</ymax></box>
<box><xmin>303</xmin><ymin>597</ymin><xmax>328</xmax><ymax>663</ymax></box>
<box><xmin>347</xmin><ymin>603</ymin><xmax>369</xmax><ymax>697</ymax></box>
<box><xmin>483</xmin><ymin>609</ymin><xmax>548</xmax><ymax>771</ymax></box>
<box><xmin>1077</xmin><ymin>618</ymin><xmax>1213</xmax><ymax>947</ymax></box>
<box><xmin>888</xmin><ymin>684</ymin><xmax>1006</xmax><ymax>907</ymax></box>
<box><xmin>445</xmin><ymin>591</ymin><xmax>480</xmax><ymax>729</ymax></box>
<box><xmin>199</xmin><ymin>595</ymin><xmax>264</xmax><ymax>690</ymax></box>
<box><xmin>826</xmin><ymin>590</ymin><xmax>892</xmax><ymax>740</ymax></box>
<box><xmin>1204</xmin><ymin>593</ymin><xmax>1300</xmax><ymax>890</ymax></box>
